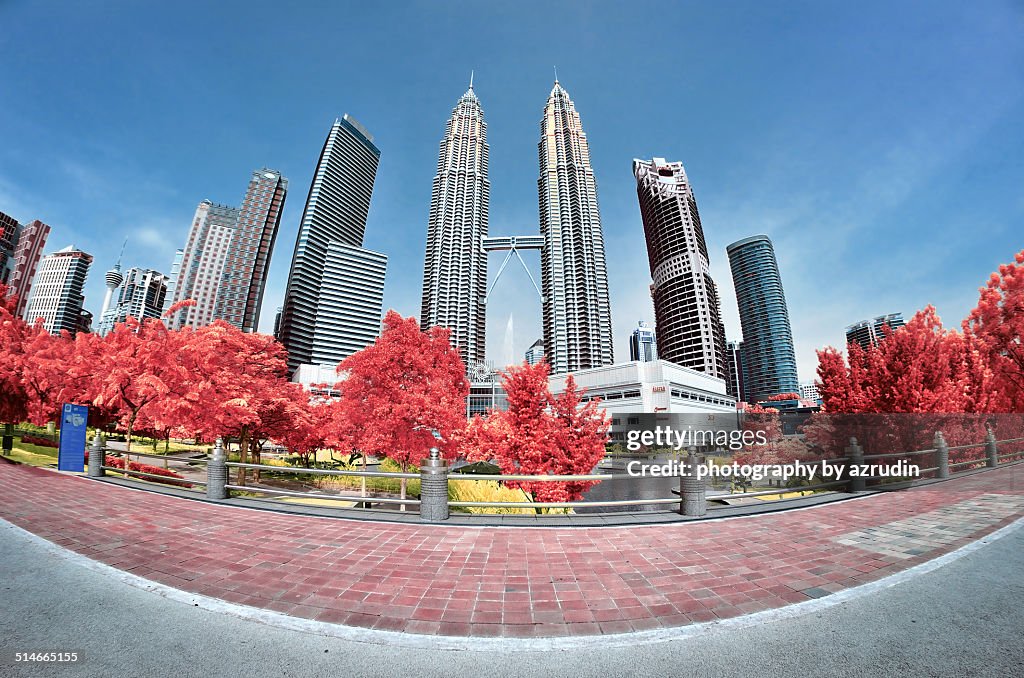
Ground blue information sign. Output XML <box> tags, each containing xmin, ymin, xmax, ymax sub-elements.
<box><xmin>58</xmin><ymin>403</ymin><xmax>89</xmax><ymax>472</ymax></box>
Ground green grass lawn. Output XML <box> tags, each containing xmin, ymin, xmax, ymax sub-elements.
<box><xmin>5</xmin><ymin>437</ymin><xmax>59</xmax><ymax>467</ymax></box>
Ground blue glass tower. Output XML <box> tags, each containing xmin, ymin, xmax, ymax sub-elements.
<box><xmin>726</xmin><ymin>235</ymin><xmax>799</xmax><ymax>402</ymax></box>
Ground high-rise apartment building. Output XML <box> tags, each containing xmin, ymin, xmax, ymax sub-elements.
<box><xmin>845</xmin><ymin>312</ymin><xmax>906</xmax><ymax>350</ymax></box>
<box><xmin>538</xmin><ymin>80</ymin><xmax>613</xmax><ymax>374</ymax></box>
<box><xmin>166</xmin><ymin>169</ymin><xmax>286</xmax><ymax>332</ymax></box>
<box><xmin>22</xmin><ymin>245</ymin><xmax>93</xmax><ymax>335</ymax></box>
<box><xmin>0</xmin><ymin>212</ymin><xmax>18</xmax><ymax>285</ymax></box>
<box><xmin>726</xmin><ymin>235</ymin><xmax>799</xmax><ymax>402</ymax></box>
<box><xmin>278</xmin><ymin>115</ymin><xmax>387</xmax><ymax>375</ymax></box>
<box><xmin>420</xmin><ymin>81</ymin><xmax>490</xmax><ymax>369</ymax></box>
<box><xmin>215</xmin><ymin>169</ymin><xmax>288</xmax><ymax>332</ymax></box>
<box><xmin>629</xmin><ymin>321</ymin><xmax>658</xmax><ymax>362</ymax></box>
<box><xmin>98</xmin><ymin>267</ymin><xmax>168</xmax><ymax>335</ymax></box>
<box><xmin>726</xmin><ymin>340</ymin><xmax>746</xmax><ymax>402</ymax></box>
<box><xmin>633</xmin><ymin>158</ymin><xmax>728</xmax><ymax>379</ymax></box>
<box><xmin>168</xmin><ymin>200</ymin><xmax>240</xmax><ymax>330</ymax></box>
<box><xmin>525</xmin><ymin>339</ymin><xmax>545</xmax><ymax>366</ymax></box>
<box><xmin>7</xmin><ymin>218</ymin><xmax>50</xmax><ymax>317</ymax></box>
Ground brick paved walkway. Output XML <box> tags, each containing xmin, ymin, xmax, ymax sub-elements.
<box><xmin>1</xmin><ymin>461</ymin><xmax>1021</xmax><ymax>638</ymax></box>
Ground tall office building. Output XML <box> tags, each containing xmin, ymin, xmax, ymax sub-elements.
<box><xmin>538</xmin><ymin>80</ymin><xmax>613</xmax><ymax>374</ymax></box>
<box><xmin>726</xmin><ymin>235</ymin><xmax>799</xmax><ymax>402</ymax></box>
<box><xmin>278</xmin><ymin>115</ymin><xmax>387</xmax><ymax>375</ymax></box>
<box><xmin>845</xmin><ymin>312</ymin><xmax>906</xmax><ymax>350</ymax></box>
<box><xmin>525</xmin><ymin>339</ymin><xmax>545</xmax><ymax>366</ymax></box>
<box><xmin>168</xmin><ymin>200</ymin><xmax>240</xmax><ymax>330</ymax></box>
<box><xmin>8</xmin><ymin>218</ymin><xmax>50</xmax><ymax>317</ymax></box>
<box><xmin>162</xmin><ymin>249</ymin><xmax>184</xmax><ymax>316</ymax></box>
<box><xmin>22</xmin><ymin>245</ymin><xmax>93</xmax><ymax>335</ymax></box>
<box><xmin>800</xmin><ymin>382</ymin><xmax>822</xmax><ymax>403</ymax></box>
<box><xmin>726</xmin><ymin>340</ymin><xmax>745</xmax><ymax>402</ymax></box>
<box><xmin>215</xmin><ymin>169</ymin><xmax>288</xmax><ymax>332</ymax></box>
<box><xmin>629</xmin><ymin>321</ymin><xmax>658</xmax><ymax>362</ymax></box>
<box><xmin>633</xmin><ymin>158</ymin><xmax>728</xmax><ymax>379</ymax></box>
<box><xmin>98</xmin><ymin>268</ymin><xmax>168</xmax><ymax>335</ymax></box>
<box><xmin>166</xmin><ymin>169</ymin><xmax>286</xmax><ymax>331</ymax></box>
<box><xmin>420</xmin><ymin>80</ymin><xmax>490</xmax><ymax>369</ymax></box>
<box><xmin>0</xmin><ymin>212</ymin><xmax>18</xmax><ymax>285</ymax></box>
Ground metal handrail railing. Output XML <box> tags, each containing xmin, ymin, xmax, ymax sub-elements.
<box><xmin>861</xmin><ymin>448</ymin><xmax>937</xmax><ymax>461</ymax></box>
<box><xmin>223</xmin><ymin>484</ymin><xmax>420</xmax><ymax>505</ymax></box>
<box><xmin>225</xmin><ymin>461</ymin><xmax>419</xmax><ymax>479</ymax></box>
<box><xmin>100</xmin><ymin>465</ymin><xmax>202</xmax><ymax>486</ymax></box>
<box><xmin>115</xmin><ymin>449</ymin><xmax>210</xmax><ymax>464</ymax></box>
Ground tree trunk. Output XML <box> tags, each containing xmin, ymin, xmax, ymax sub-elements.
<box><xmin>252</xmin><ymin>438</ymin><xmax>261</xmax><ymax>484</ymax></box>
<box><xmin>236</xmin><ymin>430</ymin><xmax>249</xmax><ymax>486</ymax></box>
<box><xmin>124</xmin><ymin>414</ymin><xmax>136</xmax><ymax>478</ymax></box>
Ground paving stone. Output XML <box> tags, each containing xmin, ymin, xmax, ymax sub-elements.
<box><xmin>0</xmin><ymin>461</ymin><xmax>1021</xmax><ymax>639</ymax></box>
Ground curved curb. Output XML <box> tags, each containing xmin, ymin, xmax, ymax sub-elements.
<box><xmin>4</xmin><ymin>515</ymin><xmax>1021</xmax><ymax>651</ymax></box>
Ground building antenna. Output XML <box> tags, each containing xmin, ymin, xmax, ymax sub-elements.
<box><xmin>469</xmin><ymin>69</ymin><xmax>474</xmax><ymax>89</ymax></box>
<box><xmin>553</xmin><ymin>65</ymin><xmax>558</xmax><ymax>83</ymax></box>
<box><xmin>116</xmin><ymin>238</ymin><xmax>127</xmax><ymax>268</ymax></box>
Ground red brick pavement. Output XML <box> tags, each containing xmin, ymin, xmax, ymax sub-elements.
<box><xmin>1</xmin><ymin>461</ymin><xmax>1021</xmax><ymax>638</ymax></box>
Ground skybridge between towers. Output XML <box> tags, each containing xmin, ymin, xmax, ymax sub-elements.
<box><xmin>481</xmin><ymin>235</ymin><xmax>545</xmax><ymax>304</ymax></box>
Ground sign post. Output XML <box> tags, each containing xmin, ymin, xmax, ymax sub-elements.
<box><xmin>58</xmin><ymin>403</ymin><xmax>89</xmax><ymax>472</ymax></box>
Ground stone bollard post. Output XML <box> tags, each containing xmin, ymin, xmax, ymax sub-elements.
<box><xmin>846</xmin><ymin>437</ymin><xmax>865</xmax><ymax>492</ymax></box>
<box><xmin>419</xmin><ymin>447</ymin><xmax>449</xmax><ymax>522</ymax></box>
<box><xmin>985</xmin><ymin>427</ymin><xmax>998</xmax><ymax>468</ymax></box>
<box><xmin>87</xmin><ymin>433</ymin><xmax>105</xmax><ymax>477</ymax></box>
<box><xmin>207</xmin><ymin>438</ymin><xmax>228</xmax><ymax>500</ymax></box>
<box><xmin>679</xmin><ymin>451</ymin><xmax>706</xmax><ymax>517</ymax></box>
<box><xmin>935</xmin><ymin>431</ymin><xmax>949</xmax><ymax>479</ymax></box>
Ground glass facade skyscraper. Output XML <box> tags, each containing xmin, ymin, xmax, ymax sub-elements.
<box><xmin>538</xmin><ymin>80</ymin><xmax>613</xmax><ymax>374</ymax></box>
<box><xmin>23</xmin><ymin>245</ymin><xmax>93</xmax><ymax>335</ymax></box>
<box><xmin>420</xmin><ymin>82</ymin><xmax>490</xmax><ymax>370</ymax></box>
<box><xmin>726</xmin><ymin>235</ymin><xmax>799</xmax><ymax>402</ymax></box>
<box><xmin>633</xmin><ymin>158</ymin><xmax>728</xmax><ymax>380</ymax></box>
<box><xmin>278</xmin><ymin>115</ymin><xmax>386</xmax><ymax>375</ymax></box>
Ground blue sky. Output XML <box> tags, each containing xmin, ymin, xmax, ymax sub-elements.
<box><xmin>2</xmin><ymin>0</ymin><xmax>1021</xmax><ymax>382</ymax></box>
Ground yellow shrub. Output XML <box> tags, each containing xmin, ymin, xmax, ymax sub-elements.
<box><xmin>447</xmin><ymin>479</ymin><xmax>572</xmax><ymax>515</ymax></box>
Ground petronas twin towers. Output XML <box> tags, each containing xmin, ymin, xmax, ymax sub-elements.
<box><xmin>420</xmin><ymin>78</ymin><xmax>613</xmax><ymax>375</ymax></box>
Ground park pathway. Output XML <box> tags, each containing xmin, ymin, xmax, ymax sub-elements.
<box><xmin>0</xmin><ymin>460</ymin><xmax>1021</xmax><ymax>638</ymax></box>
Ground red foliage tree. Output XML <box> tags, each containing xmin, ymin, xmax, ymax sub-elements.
<box><xmin>0</xmin><ymin>283</ymin><xmax>29</xmax><ymax>426</ymax></box>
<box><xmin>18</xmin><ymin>325</ymin><xmax>90</xmax><ymax>426</ymax></box>
<box><xmin>331</xmin><ymin>311</ymin><xmax>469</xmax><ymax>506</ymax></box>
<box><xmin>466</xmin><ymin>361</ymin><xmax>609</xmax><ymax>507</ymax></box>
<box><xmin>811</xmin><ymin>305</ymin><xmax>1006</xmax><ymax>460</ymax></box>
<box><xmin>86</xmin><ymin>317</ymin><xmax>189</xmax><ymax>459</ymax></box>
<box><xmin>964</xmin><ymin>249</ymin><xmax>1024</xmax><ymax>411</ymax></box>
<box><xmin>169</xmin><ymin>321</ymin><xmax>290</xmax><ymax>485</ymax></box>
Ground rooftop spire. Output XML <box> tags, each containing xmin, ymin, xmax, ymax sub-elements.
<box><xmin>469</xmin><ymin>69</ymin><xmax>474</xmax><ymax>90</ymax></box>
<box><xmin>553</xmin><ymin>65</ymin><xmax>558</xmax><ymax>83</ymax></box>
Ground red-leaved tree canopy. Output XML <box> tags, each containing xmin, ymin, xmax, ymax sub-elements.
<box><xmin>331</xmin><ymin>310</ymin><xmax>469</xmax><ymax>504</ymax></box>
<box><xmin>466</xmin><ymin>360</ymin><xmax>609</xmax><ymax>506</ymax></box>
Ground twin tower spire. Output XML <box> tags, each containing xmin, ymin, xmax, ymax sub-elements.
<box><xmin>419</xmin><ymin>77</ymin><xmax>614</xmax><ymax>375</ymax></box>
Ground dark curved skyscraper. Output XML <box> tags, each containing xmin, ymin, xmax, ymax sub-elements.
<box><xmin>633</xmin><ymin>158</ymin><xmax>728</xmax><ymax>380</ymax></box>
<box><xmin>278</xmin><ymin>115</ymin><xmax>387</xmax><ymax>375</ymax></box>
<box><xmin>726</xmin><ymin>235</ymin><xmax>799</xmax><ymax>402</ymax></box>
